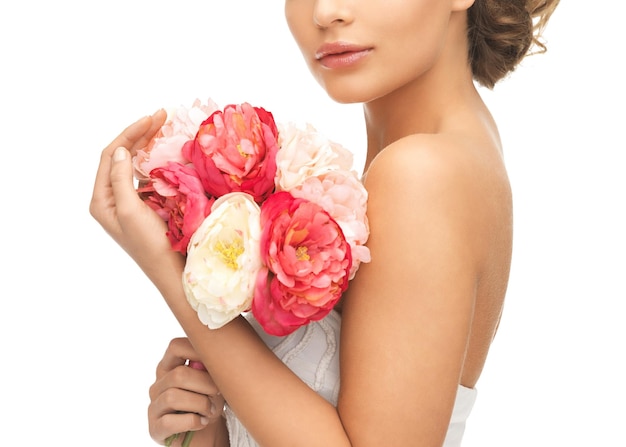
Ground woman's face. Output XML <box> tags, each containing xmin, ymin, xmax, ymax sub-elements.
<box><xmin>284</xmin><ymin>0</ymin><xmax>468</xmax><ymax>104</ymax></box>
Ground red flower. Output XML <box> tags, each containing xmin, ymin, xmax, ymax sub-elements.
<box><xmin>182</xmin><ymin>103</ymin><xmax>279</xmax><ymax>203</ymax></box>
<box><xmin>139</xmin><ymin>162</ymin><xmax>215</xmax><ymax>255</ymax></box>
<box><xmin>253</xmin><ymin>191</ymin><xmax>352</xmax><ymax>336</ymax></box>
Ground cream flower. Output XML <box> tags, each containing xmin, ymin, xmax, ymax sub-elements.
<box><xmin>183</xmin><ymin>192</ymin><xmax>263</xmax><ymax>329</ymax></box>
<box><xmin>275</xmin><ymin>122</ymin><xmax>355</xmax><ymax>191</ymax></box>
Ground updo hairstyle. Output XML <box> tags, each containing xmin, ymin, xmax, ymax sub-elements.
<box><xmin>467</xmin><ymin>0</ymin><xmax>560</xmax><ymax>88</ymax></box>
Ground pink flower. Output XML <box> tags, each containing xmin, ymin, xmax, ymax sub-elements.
<box><xmin>133</xmin><ymin>98</ymin><xmax>219</xmax><ymax>181</ymax></box>
<box><xmin>183</xmin><ymin>103</ymin><xmax>279</xmax><ymax>203</ymax></box>
<box><xmin>290</xmin><ymin>170</ymin><xmax>370</xmax><ymax>279</ymax></box>
<box><xmin>253</xmin><ymin>191</ymin><xmax>352</xmax><ymax>336</ymax></box>
<box><xmin>275</xmin><ymin>122</ymin><xmax>355</xmax><ymax>191</ymax></box>
<box><xmin>139</xmin><ymin>162</ymin><xmax>214</xmax><ymax>255</ymax></box>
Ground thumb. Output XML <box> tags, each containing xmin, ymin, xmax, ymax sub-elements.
<box><xmin>110</xmin><ymin>147</ymin><xmax>140</xmax><ymax>213</ymax></box>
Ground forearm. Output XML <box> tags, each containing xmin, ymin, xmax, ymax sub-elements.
<box><xmin>91</xmin><ymin>112</ymin><xmax>351</xmax><ymax>445</ymax></box>
<box><xmin>187</xmin><ymin>419</ymin><xmax>229</xmax><ymax>447</ymax></box>
<box><xmin>156</xmin><ymin>273</ymin><xmax>351</xmax><ymax>446</ymax></box>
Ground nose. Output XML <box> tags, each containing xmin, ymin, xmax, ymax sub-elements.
<box><xmin>313</xmin><ymin>0</ymin><xmax>354</xmax><ymax>28</ymax></box>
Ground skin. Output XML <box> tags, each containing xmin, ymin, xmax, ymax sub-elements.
<box><xmin>147</xmin><ymin>337</ymin><xmax>228</xmax><ymax>446</ymax></box>
<box><xmin>91</xmin><ymin>0</ymin><xmax>513</xmax><ymax>445</ymax></box>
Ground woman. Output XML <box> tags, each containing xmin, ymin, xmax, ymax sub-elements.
<box><xmin>90</xmin><ymin>0</ymin><xmax>559</xmax><ymax>445</ymax></box>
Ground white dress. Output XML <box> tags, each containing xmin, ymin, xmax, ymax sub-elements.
<box><xmin>224</xmin><ymin>310</ymin><xmax>477</xmax><ymax>446</ymax></box>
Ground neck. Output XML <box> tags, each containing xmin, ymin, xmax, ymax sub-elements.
<box><xmin>361</xmin><ymin>11</ymin><xmax>477</xmax><ymax>171</ymax></box>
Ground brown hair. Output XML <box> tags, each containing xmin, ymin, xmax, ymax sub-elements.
<box><xmin>467</xmin><ymin>0</ymin><xmax>560</xmax><ymax>88</ymax></box>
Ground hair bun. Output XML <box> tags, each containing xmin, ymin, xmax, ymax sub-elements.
<box><xmin>468</xmin><ymin>0</ymin><xmax>559</xmax><ymax>88</ymax></box>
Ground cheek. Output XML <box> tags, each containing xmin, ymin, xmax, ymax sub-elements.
<box><xmin>284</xmin><ymin>5</ymin><xmax>322</xmax><ymax>88</ymax></box>
<box><xmin>383</xmin><ymin>13</ymin><xmax>451</xmax><ymax>73</ymax></box>
<box><xmin>284</xmin><ymin>1</ymin><xmax>310</xmax><ymax>47</ymax></box>
<box><xmin>381</xmin><ymin>0</ymin><xmax>452</xmax><ymax>62</ymax></box>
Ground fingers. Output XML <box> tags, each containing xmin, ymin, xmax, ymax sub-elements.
<box><xmin>90</xmin><ymin>110</ymin><xmax>166</xmax><ymax>224</ymax></box>
<box><xmin>149</xmin><ymin>408</ymin><xmax>210</xmax><ymax>445</ymax></box>
<box><xmin>90</xmin><ymin>143</ymin><xmax>144</xmax><ymax>241</ymax></box>
<box><xmin>107</xmin><ymin>114</ymin><xmax>153</xmax><ymax>156</ymax></box>
<box><xmin>152</xmin><ymin>385</ymin><xmax>219</xmax><ymax>419</ymax></box>
<box><xmin>105</xmin><ymin>108</ymin><xmax>167</xmax><ymax>158</ymax></box>
<box><xmin>138</xmin><ymin>109</ymin><xmax>167</xmax><ymax>152</ymax></box>
<box><xmin>158</xmin><ymin>338</ymin><xmax>198</xmax><ymax>376</ymax></box>
<box><xmin>148</xmin><ymin>380</ymin><xmax>224</xmax><ymax>444</ymax></box>
<box><xmin>92</xmin><ymin>115</ymin><xmax>152</xmax><ymax>200</ymax></box>
<box><xmin>148</xmin><ymin>338</ymin><xmax>225</xmax><ymax>445</ymax></box>
<box><xmin>150</xmin><ymin>364</ymin><xmax>220</xmax><ymax>402</ymax></box>
<box><xmin>108</xmin><ymin>146</ymin><xmax>142</xmax><ymax>222</ymax></box>
<box><xmin>151</xmin><ymin>338</ymin><xmax>218</xmax><ymax>400</ymax></box>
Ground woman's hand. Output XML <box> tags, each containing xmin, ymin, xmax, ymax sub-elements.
<box><xmin>148</xmin><ymin>337</ymin><xmax>228</xmax><ymax>446</ymax></box>
<box><xmin>91</xmin><ymin>116</ymin><xmax>229</xmax><ymax>445</ymax></box>
<box><xmin>89</xmin><ymin>111</ymin><xmax>185</xmax><ymax>285</ymax></box>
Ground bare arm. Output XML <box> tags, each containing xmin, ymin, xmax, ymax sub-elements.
<box><xmin>91</xmin><ymin>122</ymin><xmax>481</xmax><ymax>446</ymax></box>
<box><xmin>338</xmin><ymin>135</ymin><xmax>479</xmax><ymax>445</ymax></box>
<box><xmin>90</xmin><ymin>116</ymin><xmax>349</xmax><ymax>445</ymax></box>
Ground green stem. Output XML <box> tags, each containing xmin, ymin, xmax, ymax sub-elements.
<box><xmin>181</xmin><ymin>431</ymin><xmax>195</xmax><ymax>447</ymax></box>
<box><xmin>164</xmin><ymin>433</ymin><xmax>179</xmax><ymax>447</ymax></box>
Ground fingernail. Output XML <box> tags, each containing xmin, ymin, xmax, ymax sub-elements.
<box><xmin>188</xmin><ymin>360</ymin><xmax>206</xmax><ymax>371</ymax></box>
<box><xmin>200</xmin><ymin>416</ymin><xmax>209</xmax><ymax>425</ymax></box>
<box><xmin>114</xmin><ymin>147</ymin><xmax>127</xmax><ymax>161</ymax></box>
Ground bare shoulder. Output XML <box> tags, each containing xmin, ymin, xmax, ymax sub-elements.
<box><xmin>359</xmin><ymin>131</ymin><xmax>513</xmax><ymax>293</ymax></box>
<box><xmin>363</xmin><ymin>132</ymin><xmax>511</xmax><ymax>247</ymax></box>
<box><xmin>365</xmin><ymin>132</ymin><xmax>508</xmax><ymax>199</ymax></box>
<box><xmin>337</xmin><ymin>132</ymin><xmax>512</xmax><ymax>442</ymax></box>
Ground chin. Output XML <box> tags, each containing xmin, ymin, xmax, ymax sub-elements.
<box><xmin>327</xmin><ymin>94</ymin><xmax>363</xmax><ymax>105</ymax></box>
<box><xmin>319</xmin><ymin>82</ymin><xmax>375</xmax><ymax>105</ymax></box>
<box><xmin>315</xmin><ymin>70</ymin><xmax>400</xmax><ymax>105</ymax></box>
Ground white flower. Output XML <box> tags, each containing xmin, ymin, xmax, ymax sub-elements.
<box><xmin>183</xmin><ymin>192</ymin><xmax>263</xmax><ymax>329</ymax></box>
<box><xmin>275</xmin><ymin>122</ymin><xmax>355</xmax><ymax>191</ymax></box>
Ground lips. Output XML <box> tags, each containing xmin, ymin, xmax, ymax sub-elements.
<box><xmin>315</xmin><ymin>42</ymin><xmax>373</xmax><ymax>69</ymax></box>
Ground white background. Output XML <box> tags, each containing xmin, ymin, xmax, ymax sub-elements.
<box><xmin>1</xmin><ymin>1</ymin><xmax>624</xmax><ymax>445</ymax></box>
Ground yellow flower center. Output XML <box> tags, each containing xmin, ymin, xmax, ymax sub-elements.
<box><xmin>215</xmin><ymin>238</ymin><xmax>244</xmax><ymax>270</ymax></box>
<box><xmin>237</xmin><ymin>143</ymin><xmax>249</xmax><ymax>158</ymax></box>
<box><xmin>296</xmin><ymin>246</ymin><xmax>310</xmax><ymax>261</ymax></box>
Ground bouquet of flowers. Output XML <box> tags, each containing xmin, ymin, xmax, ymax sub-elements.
<box><xmin>134</xmin><ymin>99</ymin><xmax>370</xmax><ymax>337</ymax></box>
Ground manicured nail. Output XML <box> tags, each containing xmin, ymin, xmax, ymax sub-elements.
<box><xmin>200</xmin><ymin>416</ymin><xmax>209</xmax><ymax>425</ymax></box>
<box><xmin>188</xmin><ymin>360</ymin><xmax>206</xmax><ymax>371</ymax></box>
<box><xmin>114</xmin><ymin>147</ymin><xmax>127</xmax><ymax>161</ymax></box>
